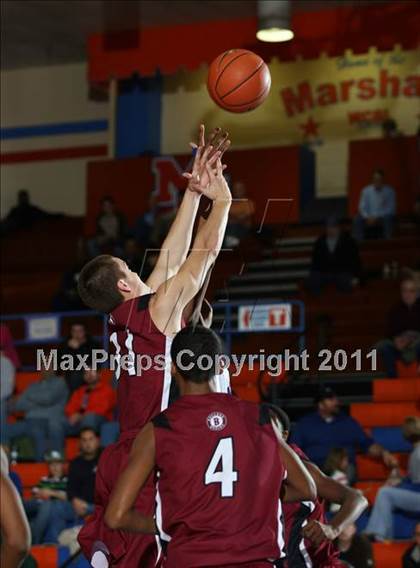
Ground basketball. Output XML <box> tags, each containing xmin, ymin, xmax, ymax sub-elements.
<box><xmin>207</xmin><ymin>49</ymin><xmax>271</xmax><ymax>113</ymax></box>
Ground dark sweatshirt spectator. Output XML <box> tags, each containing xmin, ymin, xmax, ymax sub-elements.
<box><xmin>376</xmin><ymin>278</ymin><xmax>420</xmax><ymax>377</ymax></box>
<box><xmin>1</xmin><ymin>189</ymin><xmax>50</xmax><ymax>235</ymax></box>
<box><xmin>87</xmin><ymin>196</ymin><xmax>127</xmax><ymax>258</ymax></box>
<box><xmin>59</xmin><ymin>323</ymin><xmax>100</xmax><ymax>393</ymax></box>
<box><xmin>5</xmin><ymin>368</ymin><xmax>68</xmax><ymax>461</ymax></box>
<box><xmin>307</xmin><ymin>217</ymin><xmax>361</xmax><ymax>295</ymax></box>
<box><xmin>64</xmin><ymin>369</ymin><xmax>116</xmax><ymax>435</ymax></box>
<box><xmin>290</xmin><ymin>388</ymin><xmax>398</xmax><ymax>480</ymax></box>
<box><xmin>47</xmin><ymin>429</ymin><xmax>101</xmax><ymax>543</ymax></box>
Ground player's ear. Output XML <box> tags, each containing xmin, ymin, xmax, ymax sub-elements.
<box><xmin>117</xmin><ymin>279</ymin><xmax>131</xmax><ymax>293</ymax></box>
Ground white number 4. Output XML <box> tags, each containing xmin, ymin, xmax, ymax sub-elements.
<box><xmin>204</xmin><ymin>437</ymin><xmax>238</xmax><ymax>498</ymax></box>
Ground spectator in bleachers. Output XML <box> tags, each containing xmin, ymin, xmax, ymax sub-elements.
<box><xmin>24</xmin><ymin>450</ymin><xmax>67</xmax><ymax>544</ymax></box>
<box><xmin>324</xmin><ymin>447</ymin><xmax>350</xmax><ymax>512</ymax></box>
<box><xmin>375</xmin><ymin>278</ymin><xmax>420</xmax><ymax>377</ymax></box>
<box><xmin>87</xmin><ymin>196</ymin><xmax>127</xmax><ymax>258</ymax></box>
<box><xmin>307</xmin><ymin>217</ymin><xmax>361</xmax><ymax>295</ymax></box>
<box><xmin>290</xmin><ymin>388</ymin><xmax>398</xmax><ymax>481</ymax></box>
<box><xmin>352</xmin><ymin>169</ymin><xmax>396</xmax><ymax>241</ymax></box>
<box><xmin>120</xmin><ymin>237</ymin><xmax>144</xmax><ymax>275</ymax></box>
<box><xmin>52</xmin><ymin>239</ymin><xmax>88</xmax><ymax>312</ymax></box>
<box><xmin>0</xmin><ymin>354</ymin><xmax>15</xmax><ymax>446</ymax></box>
<box><xmin>64</xmin><ymin>369</ymin><xmax>116</xmax><ymax>436</ymax></box>
<box><xmin>364</xmin><ymin>417</ymin><xmax>420</xmax><ymax>542</ymax></box>
<box><xmin>403</xmin><ymin>522</ymin><xmax>420</xmax><ymax>568</ymax></box>
<box><xmin>0</xmin><ymin>323</ymin><xmax>21</xmax><ymax>370</ymax></box>
<box><xmin>0</xmin><ymin>189</ymin><xmax>51</xmax><ymax>236</ymax></box>
<box><xmin>224</xmin><ymin>181</ymin><xmax>255</xmax><ymax>248</ymax></box>
<box><xmin>133</xmin><ymin>192</ymin><xmax>158</xmax><ymax>249</ymax></box>
<box><xmin>48</xmin><ymin>428</ymin><xmax>101</xmax><ymax>544</ymax></box>
<box><xmin>5</xmin><ymin>366</ymin><xmax>68</xmax><ymax>461</ymax></box>
<box><xmin>337</xmin><ymin>522</ymin><xmax>374</xmax><ymax>568</ymax></box>
<box><xmin>58</xmin><ymin>322</ymin><xmax>100</xmax><ymax>394</ymax></box>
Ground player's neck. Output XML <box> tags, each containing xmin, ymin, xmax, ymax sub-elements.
<box><xmin>181</xmin><ymin>383</ymin><xmax>212</xmax><ymax>396</ymax></box>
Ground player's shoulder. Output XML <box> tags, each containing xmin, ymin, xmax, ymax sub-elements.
<box><xmin>109</xmin><ymin>294</ymin><xmax>154</xmax><ymax>327</ymax></box>
<box><xmin>289</xmin><ymin>443</ymin><xmax>309</xmax><ymax>461</ymax></box>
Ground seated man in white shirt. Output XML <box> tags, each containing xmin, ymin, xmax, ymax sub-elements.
<box><xmin>353</xmin><ymin>168</ymin><xmax>396</xmax><ymax>241</ymax></box>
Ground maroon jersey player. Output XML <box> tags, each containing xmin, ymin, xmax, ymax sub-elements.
<box><xmin>77</xmin><ymin>127</ymin><xmax>231</xmax><ymax>567</ymax></box>
<box><xmin>269</xmin><ymin>406</ymin><xmax>368</xmax><ymax>568</ymax></box>
<box><xmin>105</xmin><ymin>326</ymin><xmax>316</xmax><ymax>568</ymax></box>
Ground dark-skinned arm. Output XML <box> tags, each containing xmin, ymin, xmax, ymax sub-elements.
<box><xmin>302</xmin><ymin>461</ymin><xmax>368</xmax><ymax>546</ymax></box>
<box><xmin>271</xmin><ymin>420</ymin><xmax>317</xmax><ymax>503</ymax></box>
<box><xmin>104</xmin><ymin>423</ymin><xmax>157</xmax><ymax>533</ymax></box>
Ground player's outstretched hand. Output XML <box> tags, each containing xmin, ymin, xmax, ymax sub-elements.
<box><xmin>199</xmin><ymin>158</ymin><xmax>231</xmax><ymax>202</ymax></box>
<box><xmin>183</xmin><ymin>124</ymin><xmax>230</xmax><ymax>193</ymax></box>
<box><xmin>302</xmin><ymin>520</ymin><xmax>339</xmax><ymax>546</ymax></box>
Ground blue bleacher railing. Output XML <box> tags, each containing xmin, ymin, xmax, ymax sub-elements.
<box><xmin>1</xmin><ymin>300</ymin><xmax>305</xmax><ymax>370</ymax></box>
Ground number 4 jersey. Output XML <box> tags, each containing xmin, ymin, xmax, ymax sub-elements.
<box><xmin>152</xmin><ymin>393</ymin><xmax>285</xmax><ymax>568</ymax></box>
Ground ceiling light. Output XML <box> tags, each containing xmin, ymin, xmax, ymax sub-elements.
<box><xmin>257</xmin><ymin>1</ymin><xmax>294</xmax><ymax>43</ymax></box>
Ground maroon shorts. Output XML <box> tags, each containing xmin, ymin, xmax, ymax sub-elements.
<box><xmin>78</xmin><ymin>432</ymin><xmax>160</xmax><ymax>567</ymax></box>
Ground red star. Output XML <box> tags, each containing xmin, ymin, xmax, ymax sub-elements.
<box><xmin>299</xmin><ymin>116</ymin><xmax>320</xmax><ymax>137</ymax></box>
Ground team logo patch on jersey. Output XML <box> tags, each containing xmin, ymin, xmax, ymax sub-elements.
<box><xmin>206</xmin><ymin>412</ymin><xmax>227</xmax><ymax>431</ymax></box>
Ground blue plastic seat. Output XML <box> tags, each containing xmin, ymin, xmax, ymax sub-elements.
<box><xmin>372</xmin><ymin>426</ymin><xmax>412</xmax><ymax>453</ymax></box>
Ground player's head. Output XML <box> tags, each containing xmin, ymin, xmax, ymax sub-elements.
<box><xmin>265</xmin><ymin>404</ymin><xmax>290</xmax><ymax>441</ymax></box>
<box><xmin>170</xmin><ymin>325</ymin><xmax>223</xmax><ymax>388</ymax></box>
<box><xmin>78</xmin><ymin>255</ymin><xmax>142</xmax><ymax>313</ymax></box>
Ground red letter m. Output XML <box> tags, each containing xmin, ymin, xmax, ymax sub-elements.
<box><xmin>280</xmin><ymin>82</ymin><xmax>314</xmax><ymax>117</ymax></box>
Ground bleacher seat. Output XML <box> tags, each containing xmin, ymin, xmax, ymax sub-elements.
<box><xmin>15</xmin><ymin>372</ymin><xmax>40</xmax><ymax>394</ymax></box>
<box><xmin>372</xmin><ymin>426</ymin><xmax>412</xmax><ymax>453</ymax></box>
<box><xmin>351</xmin><ymin>402</ymin><xmax>418</xmax><ymax>428</ymax></box>
<box><xmin>373</xmin><ymin>379</ymin><xmax>420</xmax><ymax>403</ymax></box>
<box><xmin>372</xmin><ymin>541</ymin><xmax>411</xmax><ymax>568</ymax></box>
<box><xmin>396</xmin><ymin>360</ymin><xmax>419</xmax><ymax>378</ymax></box>
<box><xmin>65</xmin><ymin>437</ymin><xmax>80</xmax><ymax>460</ymax></box>
<box><xmin>230</xmin><ymin>364</ymin><xmax>262</xmax><ymax>402</ymax></box>
<box><xmin>356</xmin><ymin>453</ymin><xmax>408</xmax><ymax>481</ymax></box>
<box><xmin>394</xmin><ymin>510</ymin><xmax>420</xmax><ymax>540</ymax></box>
<box><xmin>31</xmin><ymin>545</ymin><xmax>58</xmax><ymax>568</ymax></box>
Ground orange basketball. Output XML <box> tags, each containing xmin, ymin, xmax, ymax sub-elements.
<box><xmin>207</xmin><ymin>49</ymin><xmax>271</xmax><ymax>113</ymax></box>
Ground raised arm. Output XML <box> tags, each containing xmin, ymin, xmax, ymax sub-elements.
<box><xmin>150</xmin><ymin>159</ymin><xmax>231</xmax><ymax>335</ymax></box>
<box><xmin>146</xmin><ymin>126</ymin><xmax>229</xmax><ymax>291</ymax></box>
<box><xmin>105</xmin><ymin>423</ymin><xmax>157</xmax><ymax>533</ymax></box>
<box><xmin>301</xmin><ymin>461</ymin><xmax>368</xmax><ymax>545</ymax></box>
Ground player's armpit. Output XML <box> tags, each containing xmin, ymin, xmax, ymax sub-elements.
<box><xmin>104</xmin><ymin>423</ymin><xmax>157</xmax><ymax>533</ymax></box>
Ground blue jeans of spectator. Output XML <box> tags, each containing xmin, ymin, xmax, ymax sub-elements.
<box><xmin>100</xmin><ymin>421</ymin><xmax>119</xmax><ymax>447</ymax></box>
<box><xmin>64</xmin><ymin>413</ymin><xmax>106</xmax><ymax>437</ymax></box>
<box><xmin>25</xmin><ymin>499</ymin><xmax>56</xmax><ymax>544</ymax></box>
<box><xmin>307</xmin><ymin>271</ymin><xmax>352</xmax><ymax>295</ymax></box>
<box><xmin>353</xmin><ymin>214</ymin><xmax>394</xmax><ymax>241</ymax></box>
<box><xmin>375</xmin><ymin>338</ymin><xmax>420</xmax><ymax>378</ymax></box>
<box><xmin>44</xmin><ymin>500</ymin><xmax>80</xmax><ymax>543</ymax></box>
<box><xmin>5</xmin><ymin>418</ymin><xmax>64</xmax><ymax>461</ymax></box>
<box><xmin>364</xmin><ymin>486</ymin><xmax>420</xmax><ymax>540</ymax></box>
